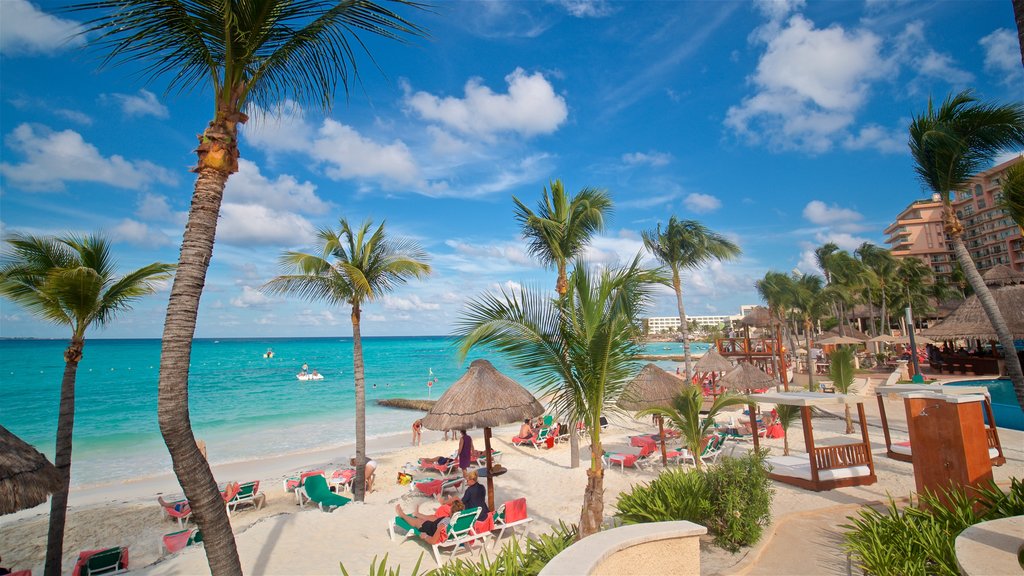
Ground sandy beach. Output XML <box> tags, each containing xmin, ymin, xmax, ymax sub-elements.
<box><xmin>1</xmin><ymin>373</ymin><xmax>1021</xmax><ymax>575</ymax></box>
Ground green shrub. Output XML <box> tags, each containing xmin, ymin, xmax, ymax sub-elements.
<box><xmin>613</xmin><ymin>451</ymin><xmax>773</xmax><ymax>552</ymax></box>
<box><xmin>703</xmin><ymin>450</ymin><xmax>774</xmax><ymax>552</ymax></box>
<box><xmin>614</xmin><ymin>466</ymin><xmax>709</xmax><ymax>524</ymax></box>
<box><xmin>340</xmin><ymin>553</ymin><xmax>424</xmax><ymax>576</ymax></box>
<box><xmin>430</xmin><ymin>522</ymin><xmax>578</xmax><ymax>576</ymax></box>
<box><xmin>843</xmin><ymin>478</ymin><xmax>1023</xmax><ymax>575</ymax></box>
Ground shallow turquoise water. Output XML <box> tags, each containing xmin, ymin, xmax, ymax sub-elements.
<box><xmin>947</xmin><ymin>379</ymin><xmax>1024</xmax><ymax>431</ymax></box>
<box><xmin>0</xmin><ymin>337</ymin><xmax>703</xmax><ymax>485</ymax></box>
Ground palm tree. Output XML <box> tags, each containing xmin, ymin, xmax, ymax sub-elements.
<box><xmin>1000</xmin><ymin>160</ymin><xmax>1024</xmax><ymax>230</ymax></box>
<box><xmin>262</xmin><ymin>219</ymin><xmax>429</xmax><ymax>501</ymax></box>
<box><xmin>513</xmin><ymin>180</ymin><xmax>612</xmax><ymax>470</ymax></box>
<box><xmin>455</xmin><ymin>256</ymin><xmax>664</xmax><ymax>539</ymax></box>
<box><xmin>756</xmin><ymin>271</ymin><xmax>796</xmax><ymax>388</ymax></box>
<box><xmin>642</xmin><ymin>218</ymin><xmax>741</xmax><ymax>383</ymax></box>
<box><xmin>909</xmin><ymin>90</ymin><xmax>1024</xmax><ymax>410</ymax></box>
<box><xmin>638</xmin><ymin>387</ymin><xmax>748</xmax><ymax>471</ymax></box>
<box><xmin>855</xmin><ymin>243</ymin><xmax>898</xmax><ymax>334</ymax></box>
<box><xmin>0</xmin><ymin>233</ymin><xmax>173</xmax><ymax>576</ymax></box>
<box><xmin>790</xmin><ymin>273</ymin><xmax>829</xmax><ymax>391</ymax></box>
<box><xmin>893</xmin><ymin>257</ymin><xmax>937</xmax><ymax>324</ymax></box>
<box><xmin>827</xmin><ymin>346</ymin><xmax>857</xmax><ymax>434</ymax></box>
<box><xmin>773</xmin><ymin>403</ymin><xmax>800</xmax><ymax>456</ymax></box>
<box><xmin>68</xmin><ymin>2</ymin><xmax>427</xmax><ymax>571</ymax></box>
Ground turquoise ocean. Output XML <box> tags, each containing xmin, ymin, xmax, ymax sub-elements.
<box><xmin>0</xmin><ymin>337</ymin><xmax>707</xmax><ymax>487</ymax></box>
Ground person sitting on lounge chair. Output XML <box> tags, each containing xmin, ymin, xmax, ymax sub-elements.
<box><xmin>395</xmin><ymin>500</ymin><xmax>465</xmax><ymax>545</ymax></box>
<box><xmin>421</xmin><ymin>455</ymin><xmax>454</xmax><ymax>466</ymax></box>
<box><xmin>518</xmin><ymin>419</ymin><xmax>535</xmax><ymax>441</ymax></box>
<box><xmin>441</xmin><ymin>469</ymin><xmax>488</xmax><ymax>521</ymax></box>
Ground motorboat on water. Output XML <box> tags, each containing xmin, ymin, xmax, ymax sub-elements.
<box><xmin>297</xmin><ymin>372</ymin><xmax>324</xmax><ymax>381</ymax></box>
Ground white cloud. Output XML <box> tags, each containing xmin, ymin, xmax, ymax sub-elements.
<box><xmin>136</xmin><ymin>193</ymin><xmax>187</xmax><ymax>224</ymax></box>
<box><xmin>0</xmin><ymin>0</ymin><xmax>84</xmax><ymax>56</ymax></box>
<box><xmin>445</xmin><ymin>239</ymin><xmax>533</xmax><ymax>267</ymax></box>
<box><xmin>582</xmin><ymin>230</ymin><xmax>647</xmax><ymax>267</ymax></box>
<box><xmin>109</xmin><ymin>219</ymin><xmax>176</xmax><ymax>248</ymax></box>
<box><xmin>230</xmin><ymin>286</ymin><xmax>273</xmax><ymax>308</ymax></box>
<box><xmin>225</xmin><ymin>159</ymin><xmax>332</xmax><ymax>213</ymax></box>
<box><xmin>843</xmin><ymin>124</ymin><xmax>905</xmax><ymax>154</ymax></box>
<box><xmin>893</xmin><ymin>22</ymin><xmax>973</xmax><ymax>86</ymax></box>
<box><xmin>622</xmin><ymin>151</ymin><xmax>672</xmax><ymax>167</ymax></box>
<box><xmin>683</xmin><ymin>193</ymin><xmax>722</xmax><ymax>214</ymax></box>
<box><xmin>994</xmin><ymin>151</ymin><xmax>1024</xmax><ymax>167</ymax></box>
<box><xmin>726</xmin><ymin>15</ymin><xmax>889</xmax><ymax>153</ymax></box>
<box><xmin>405</xmin><ymin>68</ymin><xmax>568</xmax><ymax>139</ymax></box>
<box><xmin>217</xmin><ymin>203</ymin><xmax>315</xmax><ymax>246</ymax></box>
<box><xmin>0</xmin><ymin>124</ymin><xmax>177</xmax><ymax>191</ymax></box>
<box><xmin>548</xmin><ymin>0</ymin><xmax>615</xmax><ymax>17</ymax></box>
<box><xmin>803</xmin><ymin>200</ymin><xmax>864</xmax><ymax>226</ymax></box>
<box><xmin>242</xmin><ymin>100</ymin><xmax>315</xmax><ymax>154</ymax></box>
<box><xmin>54</xmin><ymin>109</ymin><xmax>92</xmax><ymax>126</ymax></box>
<box><xmin>980</xmin><ymin>29</ymin><xmax>1024</xmax><ymax>86</ymax></box>
<box><xmin>106</xmin><ymin>89</ymin><xmax>169</xmax><ymax>119</ymax></box>
<box><xmin>312</xmin><ymin>120</ymin><xmax>420</xmax><ymax>186</ymax></box>
<box><xmin>382</xmin><ymin>295</ymin><xmax>441</xmax><ymax>311</ymax></box>
<box><xmin>426</xmin><ymin>126</ymin><xmax>472</xmax><ymax>157</ymax></box>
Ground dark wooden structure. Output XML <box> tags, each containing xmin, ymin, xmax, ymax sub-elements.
<box><xmin>749</xmin><ymin>392</ymin><xmax>876</xmax><ymax>491</ymax></box>
<box><xmin>903</xmin><ymin>392</ymin><xmax>995</xmax><ymax>503</ymax></box>
<box><xmin>929</xmin><ymin>354</ymin><xmax>1001</xmax><ymax>375</ymax></box>
<box><xmin>875</xmin><ymin>384</ymin><xmax>1005</xmax><ymax>466</ymax></box>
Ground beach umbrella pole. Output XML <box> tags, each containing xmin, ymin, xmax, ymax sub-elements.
<box><xmin>484</xmin><ymin>427</ymin><xmax>495</xmax><ymax>512</ymax></box>
<box><xmin>658</xmin><ymin>416</ymin><xmax>667</xmax><ymax>466</ymax></box>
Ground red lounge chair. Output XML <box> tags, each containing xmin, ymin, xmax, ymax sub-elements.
<box><xmin>162</xmin><ymin>527</ymin><xmax>202</xmax><ymax>554</ymax></box>
<box><xmin>72</xmin><ymin>547</ymin><xmax>128</xmax><ymax>576</ymax></box>
<box><xmin>157</xmin><ymin>496</ymin><xmax>192</xmax><ymax>528</ymax></box>
<box><xmin>418</xmin><ymin>457</ymin><xmax>457</xmax><ymax>477</ymax></box>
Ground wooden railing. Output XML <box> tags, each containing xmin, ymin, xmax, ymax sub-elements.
<box><xmin>716</xmin><ymin>338</ymin><xmax>779</xmax><ymax>356</ymax></box>
<box><xmin>813</xmin><ymin>443</ymin><xmax>871</xmax><ymax>471</ymax></box>
<box><xmin>986</xmin><ymin>428</ymin><xmax>998</xmax><ymax>449</ymax></box>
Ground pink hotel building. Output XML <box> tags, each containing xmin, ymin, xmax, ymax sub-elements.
<box><xmin>884</xmin><ymin>156</ymin><xmax>1024</xmax><ymax>280</ymax></box>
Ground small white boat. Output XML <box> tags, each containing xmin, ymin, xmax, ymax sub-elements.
<box><xmin>297</xmin><ymin>373</ymin><xmax>324</xmax><ymax>381</ymax></box>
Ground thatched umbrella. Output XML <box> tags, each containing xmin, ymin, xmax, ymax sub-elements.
<box><xmin>867</xmin><ymin>334</ymin><xmax>896</xmax><ymax>343</ymax></box>
<box><xmin>0</xmin><ymin>425</ymin><xmax>60</xmax><ymax>515</ymax></box>
<box><xmin>924</xmin><ymin>265</ymin><xmax>1024</xmax><ymax>340</ymax></box>
<box><xmin>739</xmin><ymin>306</ymin><xmax>772</xmax><ymax>327</ymax></box>
<box><xmin>421</xmin><ymin>359</ymin><xmax>544</xmax><ymax>510</ymax></box>
<box><xmin>719</xmin><ymin>362</ymin><xmax>777</xmax><ymax>393</ymax></box>
<box><xmin>817</xmin><ymin>335</ymin><xmax>864</xmax><ymax>346</ymax></box>
<box><xmin>692</xmin><ymin>347</ymin><xmax>734</xmax><ymax>397</ymax></box>
<box><xmin>618</xmin><ymin>363</ymin><xmax>686</xmax><ymax>465</ymax></box>
<box><xmin>892</xmin><ymin>334</ymin><xmax>936</xmax><ymax>345</ymax></box>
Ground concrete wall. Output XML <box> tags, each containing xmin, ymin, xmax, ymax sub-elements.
<box><xmin>539</xmin><ymin>521</ymin><xmax>706</xmax><ymax>576</ymax></box>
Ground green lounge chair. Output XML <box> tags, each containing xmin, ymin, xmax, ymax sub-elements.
<box><xmin>226</xmin><ymin>480</ymin><xmax>264</xmax><ymax>515</ymax></box>
<box><xmin>73</xmin><ymin>546</ymin><xmax>128</xmax><ymax>576</ymax></box>
<box><xmin>430</xmin><ymin>506</ymin><xmax>488</xmax><ymax>565</ymax></box>
<box><xmin>300</xmin><ymin>475</ymin><xmax>351</xmax><ymax>511</ymax></box>
<box><xmin>387</xmin><ymin>514</ymin><xmax>421</xmax><ymax>541</ymax></box>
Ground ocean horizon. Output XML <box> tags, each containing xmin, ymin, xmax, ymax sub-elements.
<box><xmin>0</xmin><ymin>336</ymin><xmax>707</xmax><ymax>486</ymax></box>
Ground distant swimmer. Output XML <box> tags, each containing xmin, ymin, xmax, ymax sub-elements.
<box><xmin>264</xmin><ymin>348</ymin><xmax>274</xmax><ymax>358</ymax></box>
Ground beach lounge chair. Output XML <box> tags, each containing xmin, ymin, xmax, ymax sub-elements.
<box><xmin>226</xmin><ymin>480</ymin><xmax>264</xmax><ymax>515</ymax></box>
<box><xmin>418</xmin><ymin>457</ymin><xmax>458</xmax><ymax>477</ymax></box>
<box><xmin>71</xmin><ymin>546</ymin><xmax>128</xmax><ymax>576</ymax></box>
<box><xmin>285</xmin><ymin>470</ymin><xmax>325</xmax><ymax>504</ymax></box>
<box><xmin>512</xmin><ymin>426</ymin><xmax>549</xmax><ymax>449</ymax></box>
<box><xmin>604</xmin><ymin>443</ymin><xmax>657</xmax><ymax>472</ymax></box>
<box><xmin>161</xmin><ymin>527</ymin><xmax>203</xmax><ymax>555</ymax></box>
<box><xmin>299</xmin><ymin>475</ymin><xmax>351</xmax><ymax>511</ymax></box>
<box><xmin>157</xmin><ymin>496</ymin><xmax>192</xmax><ymax>528</ymax></box>
<box><xmin>490</xmin><ymin>498</ymin><xmax>532</xmax><ymax>548</ymax></box>
<box><xmin>411</xmin><ymin>476</ymin><xmax>464</xmax><ymax>498</ymax></box>
<box><xmin>474</xmin><ymin>450</ymin><xmax>502</xmax><ymax>467</ymax></box>
<box><xmin>429</xmin><ymin>506</ymin><xmax>489</xmax><ymax>565</ymax></box>
<box><xmin>328</xmin><ymin>468</ymin><xmax>356</xmax><ymax>492</ymax></box>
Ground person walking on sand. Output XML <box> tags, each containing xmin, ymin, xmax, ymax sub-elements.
<box><xmin>412</xmin><ymin>419</ymin><xmax>423</xmax><ymax>446</ymax></box>
<box><xmin>456</xmin><ymin>429</ymin><xmax>473</xmax><ymax>472</ymax></box>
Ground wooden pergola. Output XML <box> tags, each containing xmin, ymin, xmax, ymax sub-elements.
<box><xmin>747</xmin><ymin>391</ymin><xmax>876</xmax><ymax>491</ymax></box>
<box><xmin>874</xmin><ymin>383</ymin><xmax>1005</xmax><ymax>466</ymax></box>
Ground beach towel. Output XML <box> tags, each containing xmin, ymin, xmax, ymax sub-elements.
<box><xmin>415</xmin><ymin>479</ymin><xmax>443</xmax><ymax>496</ymax></box>
<box><xmin>503</xmin><ymin>498</ymin><xmax>527</xmax><ymax>523</ymax></box>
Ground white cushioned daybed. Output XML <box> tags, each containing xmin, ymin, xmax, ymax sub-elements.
<box><xmin>767</xmin><ymin>455</ymin><xmax>872</xmax><ymax>482</ymax></box>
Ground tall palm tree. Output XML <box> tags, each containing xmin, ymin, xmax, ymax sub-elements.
<box><xmin>790</xmin><ymin>273</ymin><xmax>828</xmax><ymax>391</ymax></box>
<box><xmin>262</xmin><ymin>219</ymin><xmax>429</xmax><ymax>501</ymax></box>
<box><xmin>513</xmin><ymin>180</ymin><xmax>612</xmax><ymax>469</ymax></box>
<box><xmin>68</xmin><ymin>2</ymin><xmax>427</xmax><ymax>571</ymax></box>
<box><xmin>642</xmin><ymin>218</ymin><xmax>741</xmax><ymax>383</ymax></box>
<box><xmin>1000</xmin><ymin>160</ymin><xmax>1024</xmax><ymax>230</ymax></box>
<box><xmin>0</xmin><ymin>234</ymin><xmax>173</xmax><ymax>576</ymax></box>
<box><xmin>893</xmin><ymin>257</ymin><xmax>937</xmax><ymax>323</ymax></box>
<box><xmin>638</xmin><ymin>387</ymin><xmax>747</xmax><ymax>471</ymax></box>
<box><xmin>455</xmin><ymin>256</ymin><xmax>664</xmax><ymax>538</ymax></box>
<box><xmin>756</xmin><ymin>271</ymin><xmax>796</xmax><ymax>387</ymax></box>
<box><xmin>855</xmin><ymin>243</ymin><xmax>897</xmax><ymax>334</ymax></box>
<box><xmin>909</xmin><ymin>90</ymin><xmax>1024</xmax><ymax>410</ymax></box>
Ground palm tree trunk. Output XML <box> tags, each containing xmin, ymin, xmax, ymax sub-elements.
<box><xmin>158</xmin><ymin>161</ymin><xmax>241</xmax><ymax>576</ymax></box>
<box><xmin>558</xmin><ymin>265</ymin><xmax>581</xmax><ymax>470</ymax></box>
<box><xmin>949</xmin><ymin>235</ymin><xmax>1024</xmax><ymax>410</ymax></box>
<box><xmin>43</xmin><ymin>338</ymin><xmax>83</xmax><ymax>576</ymax></box>
<box><xmin>578</xmin><ymin>432</ymin><xmax>604</xmax><ymax>538</ymax></box>
<box><xmin>1014</xmin><ymin>0</ymin><xmax>1024</xmax><ymax>68</ymax></box>
<box><xmin>881</xmin><ymin>288</ymin><xmax>890</xmax><ymax>335</ymax></box>
<box><xmin>805</xmin><ymin>322</ymin><xmax>815</xmax><ymax>391</ymax></box>
<box><xmin>673</xmin><ymin>269</ymin><xmax>693</xmax><ymax>382</ymax></box>
<box><xmin>782</xmin><ymin>429</ymin><xmax>790</xmax><ymax>456</ymax></box>
<box><xmin>844</xmin><ymin>405</ymin><xmax>854</xmax><ymax>434</ymax></box>
<box><xmin>352</xmin><ymin>302</ymin><xmax>368</xmax><ymax>501</ymax></box>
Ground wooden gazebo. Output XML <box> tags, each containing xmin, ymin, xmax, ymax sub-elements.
<box><xmin>874</xmin><ymin>383</ymin><xmax>1005</xmax><ymax>466</ymax></box>
<box><xmin>747</xmin><ymin>391</ymin><xmax>876</xmax><ymax>491</ymax></box>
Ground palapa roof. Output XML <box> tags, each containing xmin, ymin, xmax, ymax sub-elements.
<box><xmin>718</xmin><ymin>362</ymin><xmax>777</xmax><ymax>392</ymax></box>
<box><xmin>618</xmin><ymin>363</ymin><xmax>686</xmax><ymax>411</ymax></box>
<box><xmin>923</xmin><ymin>266</ymin><xmax>1024</xmax><ymax>340</ymax></box>
<box><xmin>739</xmin><ymin>306</ymin><xmax>772</xmax><ymax>327</ymax></box>
<box><xmin>817</xmin><ymin>328</ymin><xmax>870</xmax><ymax>341</ymax></box>
<box><xmin>0</xmin><ymin>425</ymin><xmax>60</xmax><ymax>515</ymax></box>
<box><xmin>421</xmin><ymin>359</ymin><xmax>544</xmax><ymax>430</ymax></box>
<box><xmin>867</xmin><ymin>334</ymin><xmax>896</xmax><ymax>343</ymax></box>
<box><xmin>816</xmin><ymin>335</ymin><xmax>864</xmax><ymax>345</ymax></box>
<box><xmin>692</xmin><ymin>348</ymin><xmax>734</xmax><ymax>373</ymax></box>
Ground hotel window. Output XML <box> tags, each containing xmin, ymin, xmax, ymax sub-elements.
<box><xmin>977</xmin><ymin>199</ymin><xmax>986</xmax><ymax>209</ymax></box>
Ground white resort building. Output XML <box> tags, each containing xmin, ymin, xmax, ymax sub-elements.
<box><xmin>645</xmin><ymin>305</ymin><xmax>758</xmax><ymax>334</ymax></box>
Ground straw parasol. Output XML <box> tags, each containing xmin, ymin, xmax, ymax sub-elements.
<box><xmin>892</xmin><ymin>334</ymin><xmax>936</xmax><ymax>345</ymax></box>
<box><xmin>816</xmin><ymin>335</ymin><xmax>864</xmax><ymax>346</ymax></box>
<box><xmin>923</xmin><ymin>265</ymin><xmax>1024</xmax><ymax>340</ymax></box>
<box><xmin>692</xmin><ymin>348</ymin><xmax>734</xmax><ymax>374</ymax></box>
<box><xmin>718</xmin><ymin>362</ymin><xmax>778</xmax><ymax>393</ymax></box>
<box><xmin>0</xmin><ymin>425</ymin><xmax>61</xmax><ymax>515</ymax></box>
<box><xmin>739</xmin><ymin>306</ymin><xmax>772</xmax><ymax>327</ymax></box>
<box><xmin>867</xmin><ymin>334</ymin><xmax>896</xmax><ymax>343</ymax></box>
<box><xmin>421</xmin><ymin>359</ymin><xmax>544</xmax><ymax>510</ymax></box>
<box><xmin>618</xmin><ymin>363</ymin><xmax>686</xmax><ymax>465</ymax></box>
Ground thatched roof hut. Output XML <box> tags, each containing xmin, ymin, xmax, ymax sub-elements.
<box><xmin>618</xmin><ymin>363</ymin><xmax>685</xmax><ymax>411</ymax></box>
<box><xmin>0</xmin><ymin>425</ymin><xmax>60</xmax><ymax>515</ymax></box>
<box><xmin>421</xmin><ymin>359</ymin><xmax>543</xmax><ymax>431</ymax></box>
<box><xmin>719</xmin><ymin>362</ymin><xmax>777</xmax><ymax>392</ymax></box>
<box><xmin>739</xmin><ymin>306</ymin><xmax>772</xmax><ymax>327</ymax></box>
<box><xmin>692</xmin><ymin>348</ymin><xmax>734</xmax><ymax>374</ymax></box>
<box><xmin>924</xmin><ymin>265</ymin><xmax>1024</xmax><ymax>340</ymax></box>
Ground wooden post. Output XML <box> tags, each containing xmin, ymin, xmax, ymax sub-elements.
<box><xmin>484</xmin><ymin>427</ymin><xmax>495</xmax><ymax>512</ymax></box>
<box><xmin>776</xmin><ymin>325</ymin><xmax>789</xmax><ymax>391</ymax></box>
<box><xmin>983</xmin><ymin>399</ymin><xmax>1005</xmax><ymax>465</ymax></box>
<box><xmin>658</xmin><ymin>416</ymin><xmax>668</xmax><ymax>466</ymax></box>
<box><xmin>801</xmin><ymin>406</ymin><xmax>818</xmax><ymax>483</ymax></box>
<box><xmin>876</xmin><ymin>393</ymin><xmax>893</xmax><ymax>453</ymax></box>
<box><xmin>857</xmin><ymin>402</ymin><xmax>874</xmax><ymax>475</ymax></box>
<box><xmin>749</xmin><ymin>402</ymin><xmax>760</xmax><ymax>453</ymax></box>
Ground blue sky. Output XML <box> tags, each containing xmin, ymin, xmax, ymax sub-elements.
<box><xmin>1</xmin><ymin>0</ymin><xmax>1022</xmax><ymax>339</ymax></box>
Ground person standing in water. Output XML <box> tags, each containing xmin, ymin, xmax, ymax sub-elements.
<box><xmin>412</xmin><ymin>419</ymin><xmax>423</xmax><ymax>446</ymax></box>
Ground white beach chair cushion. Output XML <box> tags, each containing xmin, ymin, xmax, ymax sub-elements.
<box><xmin>890</xmin><ymin>442</ymin><xmax>998</xmax><ymax>459</ymax></box>
<box><xmin>766</xmin><ymin>455</ymin><xmax>871</xmax><ymax>482</ymax></box>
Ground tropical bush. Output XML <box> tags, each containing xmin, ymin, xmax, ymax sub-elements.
<box><xmin>614</xmin><ymin>451</ymin><xmax>774</xmax><ymax>552</ymax></box>
<box><xmin>843</xmin><ymin>478</ymin><xmax>1024</xmax><ymax>575</ymax></box>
